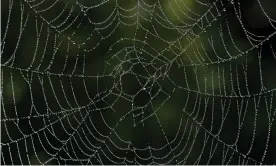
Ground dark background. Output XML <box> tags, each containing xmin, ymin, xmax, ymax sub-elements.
<box><xmin>1</xmin><ymin>0</ymin><xmax>276</xmax><ymax>164</ymax></box>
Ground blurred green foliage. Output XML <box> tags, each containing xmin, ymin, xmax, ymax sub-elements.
<box><xmin>1</xmin><ymin>0</ymin><xmax>276</xmax><ymax>165</ymax></box>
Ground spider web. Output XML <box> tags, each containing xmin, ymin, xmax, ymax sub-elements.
<box><xmin>1</xmin><ymin>0</ymin><xmax>276</xmax><ymax>164</ymax></box>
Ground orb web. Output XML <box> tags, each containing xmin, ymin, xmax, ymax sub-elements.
<box><xmin>1</xmin><ymin>0</ymin><xmax>276</xmax><ymax>165</ymax></box>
